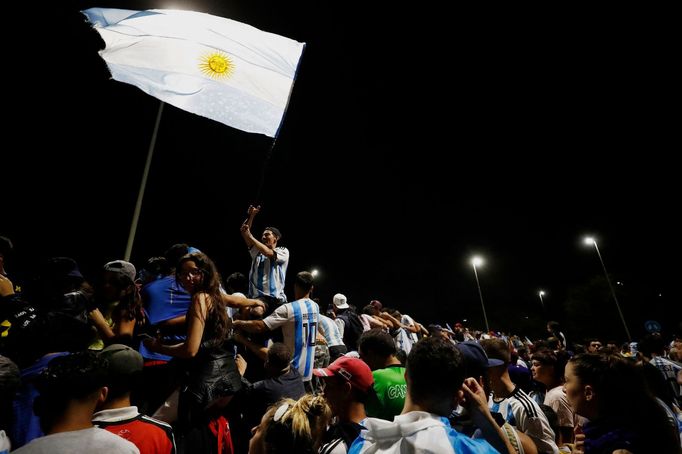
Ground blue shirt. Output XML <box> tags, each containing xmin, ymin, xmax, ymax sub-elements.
<box><xmin>139</xmin><ymin>276</ymin><xmax>191</xmax><ymax>361</ymax></box>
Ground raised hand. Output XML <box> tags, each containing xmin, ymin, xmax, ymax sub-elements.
<box><xmin>460</xmin><ymin>377</ymin><xmax>489</xmax><ymax>414</ymax></box>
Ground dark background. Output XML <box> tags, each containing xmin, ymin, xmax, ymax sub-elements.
<box><xmin>3</xmin><ymin>2</ymin><xmax>679</xmax><ymax>343</ymax></box>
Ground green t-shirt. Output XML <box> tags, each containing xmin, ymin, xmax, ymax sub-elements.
<box><xmin>365</xmin><ymin>365</ymin><xmax>407</xmax><ymax>421</ymax></box>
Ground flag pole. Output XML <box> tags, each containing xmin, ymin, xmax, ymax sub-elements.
<box><xmin>124</xmin><ymin>100</ymin><xmax>165</xmax><ymax>261</ymax></box>
<box><xmin>253</xmin><ymin>46</ymin><xmax>304</xmax><ymax>203</ymax></box>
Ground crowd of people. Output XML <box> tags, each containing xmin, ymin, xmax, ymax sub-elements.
<box><xmin>1</xmin><ymin>214</ymin><xmax>681</xmax><ymax>454</ymax></box>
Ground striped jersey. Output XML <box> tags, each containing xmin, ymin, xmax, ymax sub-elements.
<box><xmin>489</xmin><ymin>386</ymin><xmax>559</xmax><ymax>454</ymax></box>
<box><xmin>650</xmin><ymin>356</ymin><xmax>682</xmax><ymax>407</ymax></box>
<box><xmin>248</xmin><ymin>246</ymin><xmax>289</xmax><ymax>302</ymax></box>
<box><xmin>263</xmin><ymin>298</ymin><xmax>319</xmax><ymax>381</ymax></box>
<box><xmin>318</xmin><ymin>314</ymin><xmax>345</xmax><ymax>347</ymax></box>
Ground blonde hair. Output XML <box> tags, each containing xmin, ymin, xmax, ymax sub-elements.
<box><xmin>263</xmin><ymin>394</ymin><xmax>331</xmax><ymax>453</ymax></box>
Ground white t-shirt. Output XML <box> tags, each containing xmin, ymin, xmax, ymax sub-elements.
<box><xmin>544</xmin><ymin>385</ymin><xmax>574</xmax><ymax>429</ymax></box>
<box><xmin>13</xmin><ymin>427</ymin><xmax>139</xmax><ymax>454</ymax></box>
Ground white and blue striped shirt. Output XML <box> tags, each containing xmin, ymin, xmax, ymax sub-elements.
<box><xmin>318</xmin><ymin>314</ymin><xmax>345</xmax><ymax>347</ymax></box>
<box><xmin>489</xmin><ymin>386</ymin><xmax>559</xmax><ymax>454</ymax></box>
<box><xmin>248</xmin><ymin>246</ymin><xmax>289</xmax><ymax>302</ymax></box>
<box><xmin>263</xmin><ymin>298</ymin><xmax>319</xmax><ymax>381</ymax></box>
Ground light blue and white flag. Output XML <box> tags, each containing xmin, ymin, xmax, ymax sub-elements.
<box><xmin>83</xmin><ymin>8</ymin><xmax>305</xmax><ymax>137</ymax></box>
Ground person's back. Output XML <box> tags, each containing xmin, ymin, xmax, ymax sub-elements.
<box><xmin>318</xmin><ymin>313</ymin><xmax>347</xmax><ymax>360</ymax></box>
<box><xmin>93</xmin><ymin>344</ymin><xmax>175</xmax><ymax>454</ymax></box>
<box><xmin>14</xmin><ymin>427</ymin><xmax>139</xmax><ymax>454</ymax></box>
<box><xmin>244</xmin><ymin>343</ymin><xmax>306</xmax><ymax>430</ymax></box>
<box><xmin>139</xmin><ymin>275</ymin><xmax>191</xmax><ymax>361</ymax></box>
<box><xmin>358</xmin><ymin>329</ymin><xmax>407</xmax><ymax>421</ymax></box>
<box><xmin>365</xmin><ymin>365</ymin><xmax>406</xmax><ymax>421</ymax></box>
<box><xmin>262</xmin><ymin>297</ymin><xmax>319</xmax><ymax>382</ymax></box>
<box><xmin>351</xmin><ymin>337</ymin><xmax>501</xmax><ymax>454</ymax></box>
<box><xmin>351</xmin><ymin>411</ymin><xmax>491</xmax><ymax>454</ymax></box>
<box><xmin>333</xmin><ymin>294</ymin><xmax>363</xmax><ymax>352</ymax></box>
<box><xmin>13</xmin><ymin>352</ymin><xmax>138</xmax><ymax>454</ymax></box>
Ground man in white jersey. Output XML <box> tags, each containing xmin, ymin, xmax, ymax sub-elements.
<box><xmin>482</xmin><ymin>338</ymin><xmax>559</xmax><ymax>454</ymax></box>
<box><xmin>233</xmin><ymin>271</ymin><xmax>319</xmax><ymax>388</ymax></box>
<box><xmin>240</xmin><ymin>205</ymin><xmax>289</xmax><ymax>312</ymax></box>
<box><xmin>318</xmin><ymin>313</ymin><xmax>348</xmax><ymax>360</ymax></box>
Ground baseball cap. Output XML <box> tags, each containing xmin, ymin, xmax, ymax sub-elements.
<box><xmin>103</xmin><ymin>260</ymin><xmax>136</xmax><ymax>283</ymax></box>
<box><xmin>99</xmin><ymin>344</ymin><xmax>143</xmax><ymax>377</ymax></box>
<box><xmin>333</xmin><ymin>293</ymin><xmax>349</xmax><ymax>310</ymax></box>
<box><xmin>42</xmin><ymin>257</ymin><xmax>83</xmax><ymax>280</ymax></box>
<box><xmin>313</xmin><ymin>356</ymin><xmax>374</xmax><ymax>393</ymax></box>
<box><xmin>457</xmin><ymin>341</ymin><xmax>504</xmax><ymax>372</ymax></box>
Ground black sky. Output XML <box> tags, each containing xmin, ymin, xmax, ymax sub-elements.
<box><xmin>4</xmin><ymin>2</ymin><xmax>679</xmax><ymax>340</ymax></box>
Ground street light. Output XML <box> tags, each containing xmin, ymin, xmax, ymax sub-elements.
<box><xmin>311</xmin><ymin>269</ymin><xmax>319</xmax><ymax>278</ymax></box>
<box><xmin>538</xmin><ymin>290</ymin><xmax>546</xmax><ymax>309</ymax></box>
<box><xmin>470</xmin><ymin>256</ymin><xmax>490</xmax><ymax>333</ymax></box>
<box><xmin>583</xmin><ymin>236</ymin><xmax>631</xmax><ymax>341</ymax></box>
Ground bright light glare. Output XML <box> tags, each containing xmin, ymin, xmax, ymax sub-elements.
<box><xmin>583</xmin><ymin>236</ymin><xmax>595</xmax><ymax>245</ymax></box>
<box><xmin>471</xmin><ymin>256</ymin><xmax>484</xmax><ymax>267</ymax></box>
<box><xmin>539</xmin><ymin>291</ymin><xmax>545</xmax><ymax>296</ymax></box>
<box><xmin>311</xmin><ymin>269</ymin><xmax>319</xmax><ymax>277</ymax></box>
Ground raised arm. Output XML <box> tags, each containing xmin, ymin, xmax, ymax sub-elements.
<box><xmin>461</xmin><ymin>377</ymin><xmax>517</xmax><ymax>454</ymax></box>
<box><xmin>233</xmin><ymin>318</ymin><xmax>268</xmax><ymax>334</ymax></box>
<box><xmin>240</xmin><ymin>205</ymin><xmax>261</xmax><ymax>249</ymax></box>
<box><xmin>233</xmin><ymin>331</ymin><xmax>269</xmax><ymax>361</ymax></box>
<box><xmin>221</xmin><ymin>292</ymin><xmax>265</xmax><ymax>310</ymax></box>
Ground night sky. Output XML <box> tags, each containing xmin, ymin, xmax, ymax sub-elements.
<box><xmin>4</xmin><ymin>2</ymin><xmax>679</xmax><ymax>342</ymax></box>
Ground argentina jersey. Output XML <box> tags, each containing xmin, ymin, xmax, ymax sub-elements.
<box><xmin>263</xmin><ymin>298</ymin><xmax>319</xmax><ymax>381</ymax></box>
<box><xmin>318</xmin><ymin>313</ymin><xmax>344</xmax><ymax>347</ymax></box>
<box><xmin>249</xmin><ymin>246</ymin><xmax>289</xmax><ymax>301</ymax></box>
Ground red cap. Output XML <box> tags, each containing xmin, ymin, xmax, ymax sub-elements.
<box><xmin>313</xmin><ymin>357</ymin><xmax>374</xmax><ymax>393</ymax></box>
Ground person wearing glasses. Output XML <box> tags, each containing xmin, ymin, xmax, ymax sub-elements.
<box><xmin>144</xmin><ymin>252</ymin><xmax>263</xmax><ymax>452</ymax></box>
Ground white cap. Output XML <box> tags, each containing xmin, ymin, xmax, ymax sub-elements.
<box><xmin>333</xmin><ymin>293</ymin><xmax>349</xmax><ymax>309</ymax></box>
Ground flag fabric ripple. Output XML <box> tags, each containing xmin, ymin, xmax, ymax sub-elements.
<box><xmin>83</xmin><ymin>8</ymin><xmax>305</xmax><ymax>137</ymax></box>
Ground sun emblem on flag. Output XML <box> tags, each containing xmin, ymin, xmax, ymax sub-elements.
<box><xmin>199</xmin><ymin>52</ymin><xmax>234</xmax><ymax>79</ymax></box>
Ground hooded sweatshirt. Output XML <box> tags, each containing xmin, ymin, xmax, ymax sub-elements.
<box><xmin>348</xmin><ymin>411</ymin><xmax>499</xmax><ymax>454</ymax></box>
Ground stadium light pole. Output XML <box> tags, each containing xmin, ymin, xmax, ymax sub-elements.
<box><xmin>471</xmin><ymin>256</ymin><xmax>490</xmax><ymax>333</ymax></box>
<box><xmin>583</xmin><ymin>236</ymin><xmax>631</xmax><ymax>342</ymax></box>
<box><xmin>538</xmin><ymin>290</ymin><xmax>547</xmax><ymax>318</ymax></box>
